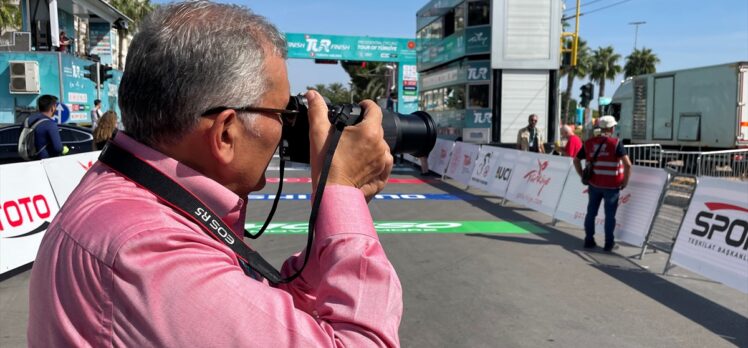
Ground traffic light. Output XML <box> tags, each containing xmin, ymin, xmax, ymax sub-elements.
<box><xmin>83</xmin><ymin>64</ymin><xmax>98</xmax><ymax>84</ymax></box>
<box><xmin>99</xmin><ymin>64</ymin><xmax>114</xmax><ymax>83</ymax></box>
<box><xmin>579</xmin><ymin>82</ymin><xmax>595</xmax><ymax>108</ymax></box>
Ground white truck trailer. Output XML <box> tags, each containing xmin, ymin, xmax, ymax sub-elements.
<box><xmin>608</xmin><ymin>62</ymin><xmax>748</xmax><ymax>150</ymax></box>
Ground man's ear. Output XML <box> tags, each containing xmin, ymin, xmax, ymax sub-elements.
<box><xmin>207</xmin><ymin>110</ymin><xmax>239</xmax><ymax>165</ymax></box>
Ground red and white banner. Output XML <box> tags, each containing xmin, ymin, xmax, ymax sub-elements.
<box><xmin>505</xmin><ymin>152</ymin><xmax>572</xmax><ymax>216</ymax></box>
<box><xmin>427</xmin><ymin>139</ymin><xmax>454</xmax><ymax>176</ymax></box>
<box><xmin>445</xmin><ymin>142</ymin><xmax>480</xmax><ymax>186</ymax></box>
<box><xmin>0</xmin><ymin>161</ymin><xmax>61</xmax><ymax>274</ymax></box>
<box><xmin>42</xmin><ymin>151</ymin><xmax>101</xmax><ymax>207</ymax></box>
<box><xmin>469</xmin><ymin>146</ymin><xmax>518</xmax><ymax>198</ymax></box>
<box><xmin>671</xmin><ymin>177</ymin><xmax>748</xmax><ymax>293</ymax></box>
<box><xmin>553</xmin><ymin>166</ymin><xmax>668</xmax><ymax>247</ymax></box>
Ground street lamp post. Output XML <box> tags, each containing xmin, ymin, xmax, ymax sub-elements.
<box><xmin>628</xmin><ymin>21</ymin><xmax>646</xmax><ymax>50</ymax></box>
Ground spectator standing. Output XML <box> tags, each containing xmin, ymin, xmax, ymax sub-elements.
<box><xmin>91</xmin><ymin>99</ymin><xmax>103</xmax><ymax>129</ymax></box>
<box><xmin>24</xmin><ymin>95</ymin><xmax>66</xmax><ymax>160</ymax></box>
<box><xmin>58</xmin><ymin>31</ymin><xmax>71</xmax><ymax>53</ymax></box>
<box><xmin>92</xmin><ymin>111</ymin><xmax>118</xmax><ymax>150</ymax></box>
<box><xmin>573</xmin><ymin>115</ymin><xmax>632</xmax><ymax>251</ymax></box>
<box><xmin>516</xmin><ymin>114</ymin><xmax>545</xmax><ymax>153</ymax></box>
<box><xmin>562</xmin><ymin>125</ymin><xmax>582</xmax><ymax>157</ymax></box>
<box><xmin>28</xmin><ymin>2</ymin><xmax>401</xmax><ymax>347</ymax></box>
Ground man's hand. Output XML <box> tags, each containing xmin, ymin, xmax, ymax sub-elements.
<box><xmin>306</xmin><ymin>90</ymin><xmax>393</xmax><ymax>201</ymax></box>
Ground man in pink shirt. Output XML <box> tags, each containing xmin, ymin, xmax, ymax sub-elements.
<box><xmin>562</xmin><ymin>125</ymin><xmax>582</xmax><ymax>157</ymax></box>
<box><xmin>28</xmin><ymin>1</ymin><xmax>402</xmax><ymax>347</ymax></box>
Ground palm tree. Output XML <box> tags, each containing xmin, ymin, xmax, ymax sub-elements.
<box><xmin>0</xmin><ymin>0</ymin><xmax>21</xmax><ymax>35</ymax></box>
<box><xmin>110</xmin><ymin>0</ymin><xmax>154</xmax><ymax>68</ymax></box>
<box><xmin>624</xmin><ymin>47</ymin><xmax>660</xmax><ymax>78</ymax></box>
<box><xmin>560</xmin><ymin>38</ymin><xmax>591</xmax><ymax>123</ymax></box>
<box><xmin>589</xmin><ymin>46</ymin><xmax>622</xmax><ymax>113</ymax></box>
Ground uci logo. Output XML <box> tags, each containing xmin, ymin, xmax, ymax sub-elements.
<box><xmin>691</xmin><ymin>202</ymin><xmax>748</xmax><ymax>249</ymax></box>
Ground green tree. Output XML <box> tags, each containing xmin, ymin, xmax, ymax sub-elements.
<box><xmin>342</xmin><ymin>61</ymin><xmax>391</xmax><ymax>101</ymax></box>
<box><xmin>589</xmin><ymin>45</ymin><xmax>622</xmax><ymax>113</ymax></box>
<box><xmin>110</xmin><ymin>0</ymin><xmax>154</xmax><ymax>68</ymax></box>
<box><xmin>307</xmin><ymin>82</ymin><xmax>352</xmax><ymax>105</ymax></box>
<box><xmin>624</xmin><ymin>47</ymin><xmax>660</xmax><ymax>78</ymax></box>
<box><xmin>560</xmin><ymin>38</ymin><xmax>591</xmax><ymax>123</ymax></box>
<box><xmin>0</xmin><ymin>0</ymin><xmax>21</xmax><ymax>35</ymax></box>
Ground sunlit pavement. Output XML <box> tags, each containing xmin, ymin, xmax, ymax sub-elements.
<box><xmin>1</xmin><ymin>161</ymin><xmax>746</xmax><ymax>347</ymax></box>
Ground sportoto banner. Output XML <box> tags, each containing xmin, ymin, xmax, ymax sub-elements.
<box><xmin>0</xmin><ymin>161</ymin><xmax>60</xmax><ymax>274</ymax></box>
<box><xmin>427</xmin><ymin>138</ymin><xmax>454</xmax><ymax>175</ymax></box>
<box><xmin>553</xmin><ymin>166</ymin><xmax>668</xmax><ymax>247</ymax></box>
<box><xmin>42</xmin><ymin>151</ymin><xmax>101</xmax><ymax>206</ymax></box>
<box><xmin>671</xmin><ymin>177</ymin><xmax>748</xmax><ymax>293</ymax></box>
<box><xmin>505</xmin><ymin>152</ymin><xmax>572</xmax><ymax>216</ymax></box>
<box><xmin>445</xmin><ymin>142</ymin><xmax>480</xmax><ymax>186</ymax></box>
<box><xmin>469</xmin><ymin>146</ymin><xmax>518</xmax><ymax>198</ymax></box>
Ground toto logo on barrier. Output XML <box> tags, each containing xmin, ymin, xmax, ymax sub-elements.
<box><xmin>523</xmin><ymin>160</ymin><xmax>551</xmax><ymax>195</ymax></box>
<box><xmin>690</xmin><ymin>202</ymin><xmax>748</xmax><ymax>250</ymax></box>
<box><xmin>0</xmin><ymin>194</ymin><xmax>53</xmax><ymax>238</ymax></box>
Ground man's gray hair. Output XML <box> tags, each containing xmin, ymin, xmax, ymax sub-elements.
<box><xmin>119</xmin><ymin>1</ymin><xmax>287</xmax><ymax>146</ymax></box>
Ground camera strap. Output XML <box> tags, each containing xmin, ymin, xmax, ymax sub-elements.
<box><xmin>98</xmin><ymin>126</ymin><xmax>344</xmax><ymax>284</ymax></box>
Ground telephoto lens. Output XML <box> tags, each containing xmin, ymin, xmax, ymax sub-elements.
<box><xmin>282</xmin><ymin>95</ymin><xmax>437</xmax><ymax>164</ymax></box>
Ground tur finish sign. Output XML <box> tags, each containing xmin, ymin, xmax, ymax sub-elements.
<box><xmin>284</xmin><ymin>33</ymin><xmax>418</xmax><ymax>113</ymax></box>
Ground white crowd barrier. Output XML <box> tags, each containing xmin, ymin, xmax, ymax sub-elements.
<box><xmin>469</xmin><ymin>146</ymin><xmax>518</xmax><ymax>198</ymax></box>
<box><xmin>554</xmin><ymin>166</ymin><xmax>669</xmax><ymax>247</ymax></box>
<box><xmin>427</xmin><ymin>138</ymin><xmax>454</xmax><ymax>176</ymax></box>
<box><xmin>505</xmin><ymin>152</ymin><xmax>572</xmax><ymax>217</ymax></box>
<box><xmin>0</xmin><ymin>161</ymin><xmax>61</xmax><ymax>274</ymax></box>
<box><xmin>444</xmin><ymin>142</ymin><xmax>480</xmax><ymax>186</ymax></box>
<box><xmin>2</xmin><ymin>140</ymin><xmax>745</xmax><ymax>293</ymax></box>
<box><xmin>670</xmin><ymin>177</ymin><xmax>748</xmax><ymax>293</ymax></box>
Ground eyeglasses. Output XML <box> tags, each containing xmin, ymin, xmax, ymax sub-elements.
<box><xmin>201</xmin><ymin>106</ymin><xmax>299</xmax><ymax>126</ymax></box>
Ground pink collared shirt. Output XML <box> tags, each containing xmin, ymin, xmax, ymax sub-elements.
<box><xmin>28</xmin><ymin>133</ymin><xmax>402</xmax><ymax>347</ymax></box>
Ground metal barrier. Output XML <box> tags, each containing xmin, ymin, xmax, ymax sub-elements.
<box><xmin>698</xmin><ymin>148</ymin><xmax>748</xmax><ymax>179</ymax></box>
<box><xmin>625</xmin><ymin>145</ymin><xmax>748</xmax><ymax>180</ymax></box>
<box><xmin>624</xmin><ymin>144</ymin><xmax>663</xmax><ymax>168</ymax></box>
<box><xmin>638</xmin><ymin>174</ymin><xmax>697</xmax><ymax>274</ymax></box>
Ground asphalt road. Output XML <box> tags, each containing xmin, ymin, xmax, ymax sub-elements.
<box><xmin>1</xmin><ymin>161</ymin><xmax>747</xmax><ymax>347</ymax></box>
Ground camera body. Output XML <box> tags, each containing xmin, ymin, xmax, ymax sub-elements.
<box><xmin>281</xmin><ymin>95</ymin><xmax>437</xmax><ymax>164</ymax></box>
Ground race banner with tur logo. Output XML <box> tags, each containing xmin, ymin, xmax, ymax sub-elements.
<box><xmin>553</xmin><ymin>166</ymin><xmax>668</xmax><ymax>247</ymax></box>
<box><xmin>505</xmin><ymin>152</ymin><xmax>572</xmax><ymax>216</ymax></box>
<box><xmin>469</xmin><ymin>146</ymin><xmax>518</xmax><ymax>198</ymax></box>
<box><xmin>427</xmin><ymin>139</ymin><xmax>455</xmax><ymax>176</ymax></box>
<box><xmin>0</xmin><ymin>161</ymin><xmax>61</xmax><ymax>274</ymax></box>
<box><xmin>445</xmin><ymin>142</ymin><xmax>480</xmax><ymax>186</ymax></box>
<box><xmin>670</xmin><ymin>177</ymin><xmax>748</xmax><ymax>293</ymax></box>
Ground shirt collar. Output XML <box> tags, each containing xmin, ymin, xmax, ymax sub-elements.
<box><xmin>111</xmin><ymin>132</ymin><xmax>246</xmax><ymax>232</ymax></box>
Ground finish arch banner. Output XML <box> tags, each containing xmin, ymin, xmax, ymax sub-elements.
<box><xmin>469</xmin><ymin>146</ymin><xmax>518</xmax><ymax>198</ymax></box>
<box><xmin>427</xmin><ymin>139</ymin><xmax>455</xmax><ymax>176</ymax></box>
<box><xmin>505</xmin><ymin>152</ymin><xmax>572</xmax><ymax>216</ymax></box>
<box><xmin>0</xmin><ymin>161</ymin><xmax>60</xmax><ymax>274</ymax></box>
<box><xmin>445</xmin><ymin>142</ymin><xmax>480</xmax><ymax>186</ymax></box>
<box><xmin>42</xmin><ymin>151</ymin><xmax>101</xmax><ymax>207</ymax></box>
<box><xmin>553</xmin><ymin>166</ymin><xmax>668</xmax><ymax>247</ymax></box>
<box><xmin>671</xmin><ymin>177</ymin><xmax>748</xmax><ymax>293</ymax></box>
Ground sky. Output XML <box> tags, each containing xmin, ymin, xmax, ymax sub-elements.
<box><xmin>154</xmin><ymin>0</ymin><xmax>748</xmax><ymax>97</ymax></box>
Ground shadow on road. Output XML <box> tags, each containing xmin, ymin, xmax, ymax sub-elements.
<box><xmin>426</xmin><ymin>178</ymin><xmax>748</xmax><ymax>347</ymax></box>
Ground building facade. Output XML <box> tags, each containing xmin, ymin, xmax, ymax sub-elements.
<box><xmin>416</xmin><ymin>0</ymin><xmax>562</xmax><ymax>145</ymax></box>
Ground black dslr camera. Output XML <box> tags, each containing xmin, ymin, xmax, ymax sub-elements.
<box><xmin>281</xmin><ymin>95</ymin><xmax>437</xmax><ymax>163</ymax></box>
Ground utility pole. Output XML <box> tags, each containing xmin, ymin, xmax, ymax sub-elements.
<box><xmin>629</xmin><ymin>21</ymin><xmax>646</xmax><ymax>50</ymax></box>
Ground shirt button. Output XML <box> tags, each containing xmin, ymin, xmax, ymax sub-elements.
<box><xmin>312</xmin><ymin>310</ymin><xmax>319</xmax><ymax>318</ymax></box>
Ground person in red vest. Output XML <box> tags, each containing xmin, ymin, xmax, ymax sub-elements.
<box><xmin>573</xmin><ymin>115</ymin><xmax>632</xmax><ymax>251</ymax></box>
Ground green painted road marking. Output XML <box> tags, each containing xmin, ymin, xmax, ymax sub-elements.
<box><xmin>244</xmin><ymin>221</ymin><xmax>547</xmax><ymax>235</ymax></box>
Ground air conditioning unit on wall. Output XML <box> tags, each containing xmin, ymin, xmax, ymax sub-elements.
<box><xmin>9</xmin><ymin>61</ymin><xmax>40</xmax><ymax>94</ymax></box>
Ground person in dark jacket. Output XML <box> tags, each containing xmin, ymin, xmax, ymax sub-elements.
<box><xmin>25</xmin><ymin>95</ymin><xmax>66</xmax><ymax>159</ymax></box>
